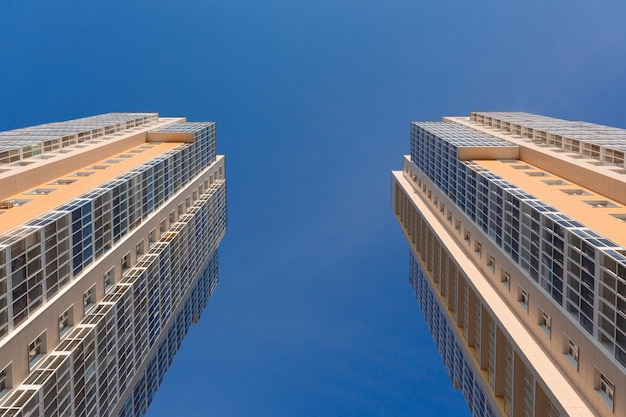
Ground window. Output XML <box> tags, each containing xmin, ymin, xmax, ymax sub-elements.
<box><xmin>59</xmin><ymin>307</ymin><xmax>73</xmax><ymax>338</ymax></box>
<box><xmin>439</xmin><ymin>203</ymin><xmax>445</xmax><ymax>214</ymax></box>
<box><xmin>427</xmin><ymin>189</ymin><xmax>432</xmax><ymax>200</ymax></box>
<box><xmin>49</xmin><ymin>179</ymin><xmax>76</xmax><ymax>185</ymax></box>
<box><xmin>518</xmin><ymin>285</ymin><xmax>529</xmax><ymax>312</ymax></box>
<box><xmin>0</xmin><ymin>364</ymin><xmax>11</xmax><ymax>398</ymax></box>
<box><xmin>596</xmin><ymin>369</ymin><xmax>614</xmax><ymax>410</ymax></box>
<box><xmin>501</xmin><ymin>268</ymin><xmax>510</xmax><ymax>290</ymax></box>
<box><xmin>560</xmin><ymin>188</ymin><xmax>590</xmax><ymax>196</ymax></box>
<box><xmin>149</xmin><ymin>228</ymin><xmax>157</xmax><ymax>247</ymax></box>
<box><xmin>447</xmin><ymin>211</ymin><xmax>452</xmax><ymax>223</ymax></box>
<box><xmin>84</xmin><ymin>286</ymin><xmax>95</xmax><ymax>313</ymax></box>
<box><xmin>455</xmin><ymin>220</ymin><xmax>461</xmax><ymax>233</ymax></box>
<box><xmin>24</xmin><ymin>188</ymin><xmax>56</xmax><ymax>195</ymax></box>
<box><xmin>121</xmin><ymin>252</ymin><xmax>130</xmax><ymax>273</ymax></box>
<box><xmin>564</xmin><ymin>335</ymin><xmax>579</xmax><ymax>369</ymax></box>
<box><xmin>70</xmin><ymin>171</ymin><xmax>94</xmax><ymax>177</ymax></box>
<box><xmin>474</xmin><ymin>241</ymin><xmax>482</xmax><ymax>257</ymax></box>
<box><xmin>464</xmin><ymin>230</ymin><xmax>471</xmax><ymax>245</ymax></box>
<box><xmin>542</xmin><ymin>179</ymin><xmax>568</xmax><ymax>186</ymax></box>
<box><xmin>178</xmin><ymin>203</ymin><xmax>184</xmax><ymax>216</ymax></box>
<box><xmin>487</xmin><ymin>255</ymin><xmax>495</xmax><ymax>273</ymax></box>
<box><xmin>136</xmin><ymin>240</ymin><xmax>144</xmax><ymax>260</ymax></box>
<box><xmin>104</xmin><ymin>267</ymin><xmax>114</xmax><ymax>292</ymax></box>
<box><xmin>583</xmin><ymin>200</ymin><xmax>619</xmax><ymax>209</ymax></box>
<box><xmin>169</xmin><ymin>210</ymin><xmax>176</xmax><ymax>224</ymax></box>
<box><xmin>28</xmin><ymin>332</ymin><xmax>46</xmax><ymax>369</ymax></box>
<box><xmin>539</xmin><ymin>308</ymin><xmax>551</xmax><ymax>337</ymax></box>
<box><xmin>160</xmin><ymin>220</ymin><xmax>167</xmax><ymax>236</ymax></box>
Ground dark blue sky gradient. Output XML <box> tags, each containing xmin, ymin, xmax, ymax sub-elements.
<box><xmin>2</xmin><ymin>1</ymin><xmax>626</xmax><ymax>416</ymax></box>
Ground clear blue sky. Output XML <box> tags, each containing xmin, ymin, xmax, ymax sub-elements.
<box><xmin>2</xmin><ymin>1</ymin><xmax>626</xmax><ymax>416</ymax></box>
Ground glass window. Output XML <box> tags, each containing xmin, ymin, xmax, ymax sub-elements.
<box><xmin>501</xmin><ymin>268</ymin><xmax>510</xmax><ymax>290</ymax></box>
<box><xmin>59</xmin><ymin>307</ymin><xmax>73</xmax><ymax>338</ymax></box>
<box><xmin>160</xmin><ymin>219</ymin><xmax>167</xmax><ymax>236</ymax></box>
<box><xmin>136</xmin><ymin>240</ymin><xmax>144</xmax><ymax>260</ymax></box>
<box><xmin>518</xmin><ymin>285</ymin><xmax>529</xmax><ymax>312</ymax></box>
<box><xmin>84</xmin><ymin>286</ymin><xmax>95</xmax><ymax>313</ymax></box>
<box><xmin>104</xmin><ymin>267</ymin><xmax>114</xmax><ymax>292</ymax></box>
<box><xmin>121</xmin><ymin>252</ymin><xmax>130</xmax><ymax>273</ymax></box>
<box><xmin>487</xmin><ymin>255</ymin><xmax>495</xmax><ymax>273</ymax></box>
<box><xmin>539</xmin><ymin>308</ymin><xmax>551</xmax><ymax>337</ymax></box>
<box><xmin>28</xmin><ymin>332</ymin><xmax>46</xmax><ymax>369</ymax></box>
<box><xmin>0</xmin><ymin>364</ymin><xmax>10</xmax><ymax>397</ymax></box>
<box><xmin>564</xmin><ymin>335</ymin><xmax>579</xmax><ymax>369</ymax></box>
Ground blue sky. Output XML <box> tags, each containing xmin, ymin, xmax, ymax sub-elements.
<box><xmin>2</xmin><ymin>1</ymin><xmax>626</xmax><ymax>416</ymax></box>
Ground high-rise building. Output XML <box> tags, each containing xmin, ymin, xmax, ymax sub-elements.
<box><xmin>392</xmin><ymin>112</ymin><xmax>626</xmax><ymax>417</ymax></box>
<box><xmin>0</xmin><ymin>113</ymin><xmax>226</xmax><ymax>417</ymax></box>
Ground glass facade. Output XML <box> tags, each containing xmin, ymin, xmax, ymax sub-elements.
<box><xmin>411</xmin><ymin>120</ymin><xmax>626</xmax><ymax>364</ymax></box>
<box><xmin>410</xmin><ymin>254</ymin><xmax>496</xmax><ymax>417</ymax></box>
<box><xmin>0</xmin><ymin>114</ymin><xmax>226</xmax><ymax>417</ymax></box>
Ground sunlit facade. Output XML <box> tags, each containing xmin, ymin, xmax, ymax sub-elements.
<box><xmin>0</xmin><ymin>113</ymin><xmax>226</xmax><ymax>417</ymax></box>
<box><xmin>392</xmin><ymin>112</ymin><xmax>626</xmax><ymax>416</ymax></box>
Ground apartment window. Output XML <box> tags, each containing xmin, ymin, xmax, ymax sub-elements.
<box><xmin>539</xmin><ymin>308</ymin><xmax>551</xmax><ymax>337</ymax></box>
<box><xmin>447</xmin><ymin>211</ymin><xmax>452</xmax><ymax>223</ymax></box>
<box><xmin>433</xmin><ymin>196</ymin><xmax>438</xmax><ymax>206</ymax></box>
<box><xmin>84</xmin><ymin>286</ymin><xmax>95</xmax><ymax>313</ymax></box>
<box><xmin>501</xmin><ymin>268</ymin><xmax>510</xmax><ymax>290</ymax></box>
<box><xmin>474</xmin><ymin>241</ymin><xmax>482</xmax><ymax>258</ymax></box>
<box><xmin>455</xmin><ymin>220</ymin><xmax>461</xmax><ymax>233</ymax></box>
<box><xmin>192</xmin><ymin>190</ymin><xmax>198</xmax><ymax>202</ymax></box>
<box><xmin>121</xmin><ymin>252</ymin><xmax>130</xmax><ymax>273</ymax></box>
<box><xmin>169</xmin><ymin>210</ymin><xmax>176</xmax><ymax>224</ymax></box>
<box><xmin>24</xmin><ymin>188</ymin><xmax>56</xmax><ymax>195</ymax></box>
<box><xmin>104</xmin><ymin>267</ymin><xmax>114</xmax><ymax>292</ymax></box>
<box><xmin>560</xmin><ymin>188</ymin><xmax>590</xmax><ymax>196</ymax></box>
<box><xmin>49</xmin><ymin>179</ymin><xmax>76</xmax><ymax>185</ymax></box>
<box><xmin>0</xmin><ymin>364</ymin><xmax>11</xmax><ymax>398</ymax></box>
<box><xmin>518</xmin><ymin>285</ymin><xmax>529</xmax><ymax>312</ymax></box>
<box><xmin>136</xmin><ymin>240</ymin><xmax>144</xmax><ymax>260</ymax></box>
<box><xmin>583</xmin><ymin>200</ymin><xmax>619</xmax><ymax>209</ymax></box>
<box><xmin>596</xmin><ymin>369</ymin><xmax>614</xmax><ymax>410</ymax></box>
<box><xmin>149</xmin><ymin>228</ymin><xmax>157</xmax><ymax>247</ymax></box>
<box><xmin>439</xmin><ymin>203</ymin><xmax>445</xmax><ymax>215</ymax></box>
<box><xmin>178</xmin><ymin>203</ymin><xmax>184</xmax><ymax>216</ymax></box>
<box><xmin>160</xmin><ymin>219</ymin><xmax>167</xmax><ymax>236</ymax></box>
<box><xmin>525</xmin><ymin>171</ymin><xmax>548</xmax><ymax>177</ymax></box>
<box><xmin>59</xmin><ymin>307</ymin><xmax>73</xmax><ymax>339</ymax></box>
<box><xmin>427</xmin><ymin>189</ymin><xmax>432</xmax><ymax>200</ymax></box>
<box><xmin>487</xmin><ymin>255</ymin><xmax>495</xmax><ymax>273</ymax></box>
<box><xmin>28</xmin><ymin>332</ymin><xmax>46</xmax><ymax>369</ymax></box>
<box><xmin>542</xmin><ymin>179</ymin><xmax>568</xmax><ymax>186</ymax></box>
<box><xmin>564</xmin><ymin>335</ymin><xmax>579</xmax><ymax>369</ymax></box>
<box><xmin>464</xmin><ymin>230</ymin><xmax>471</xmax><ymax>245</ymax></box>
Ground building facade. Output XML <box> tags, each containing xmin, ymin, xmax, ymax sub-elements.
<box><xmin>392</xmin><ymin>112</ymin><xmax>626</xmax><ymax>417</ymax></box>
<box><xmin>0</xmin><ymin>113</ymin><xmax>226</xmax><ymax>417</ymax></box>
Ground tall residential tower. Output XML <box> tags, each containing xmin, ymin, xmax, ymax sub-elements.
<box><xmin>392</xmin><ymin>112</ymin><xmax>626</xmax><ymax>417</ymax></box>
<box><xmin>0</xmin><ymin>113</ymin><xmax>226</xmax><ymax>417</ymax></box>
